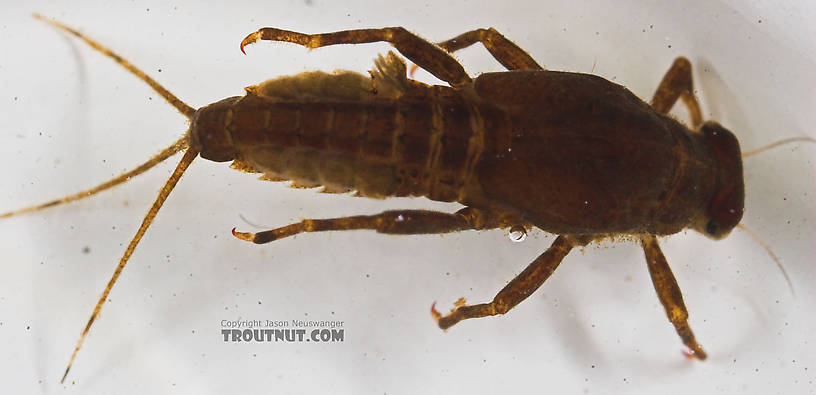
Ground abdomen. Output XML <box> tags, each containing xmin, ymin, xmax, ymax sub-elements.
<box><xmin>225</xmin><ymin>89</ymin><xmax>499</xmax><ymax>201</ymax></box>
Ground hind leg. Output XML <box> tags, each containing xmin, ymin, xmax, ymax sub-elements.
<box><xmin>232</xmin><ymin>207</ymin><xmax>527</xmax><ymax>243</ymax></box>
<box><xmin>241</xmin><ymin>27</ymin><xmax>472</xmax><ymax>87</ymax></box>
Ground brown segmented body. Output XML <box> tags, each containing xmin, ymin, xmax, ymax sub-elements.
<box><xmin>192</xmin><ymin>70</ymin><xmax>502</xmax><ymax>204</ymax></box>
<box><xmin>192</xmin><ymin>66</ymin><xmax>721</xmax><ymax>237</ymax></box>
<box><xmin>8</xmin><ymin>18</ymin><xmax>759</xmax><ymax>382</ymax></box>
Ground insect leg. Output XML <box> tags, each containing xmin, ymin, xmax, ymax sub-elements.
<box><xmin>233</xmin><ymin>207</ymin><xmax>516</xmax><ymax>243</ymax></box>
<box><xmin>431</xmin><ymin>235</ymin><xmax>583</xmax><ymax>330</ymax></box>
<box><xmin>435</xmin><ymin>28</ymin><xmax>544</xmax><ymax>71</ymax></box>
<box><xmin>650</xmin><ymin>57</ymin><xmax>703</xmax><ymax>129</ymax></box>
<box><xmin>240</xmin><ymin>27</ymin><xmax>472</xmax><ymax>87</ymax></box>
<box><xmin>640</xmin><ymin>235</ymin><xmax>707</xmax><ymax>360</ymax></box>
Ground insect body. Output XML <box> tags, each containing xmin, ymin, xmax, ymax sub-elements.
<box><xmin>7</xmin><ymin>16</ymin><xmax>751</xmax><ymax>382</ymax></box>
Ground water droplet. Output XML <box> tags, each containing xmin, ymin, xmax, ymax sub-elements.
<box><xmin>509</xmin><ymin>226</ymin><xmax>527</xmax><ymax>243</ymax></box>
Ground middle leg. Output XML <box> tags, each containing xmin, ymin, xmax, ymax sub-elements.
<box><xmin>436</xmin><ymin>28</ymin><xmax>544</xmax><ymax>71</ymax></box>
<box><xmin>432</xmin><ymin>234</ymin><xmax>585</xmax><ymax>329</ymax></box>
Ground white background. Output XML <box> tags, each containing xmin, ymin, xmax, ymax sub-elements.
<box><xmin>0</xmin><ymin>0</ymin><xmax>814</xmax><ymax>394</ymax></box>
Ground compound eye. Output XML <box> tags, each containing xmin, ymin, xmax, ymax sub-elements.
<box><xmin>705</xmin><ymin>220</ymin><xmax>719</xmax><ymax>236</ymax></box>
<box><xmin>709</xmin><ymin>187</ymin><xmax>743</xmax><ymax>231</ymax></box>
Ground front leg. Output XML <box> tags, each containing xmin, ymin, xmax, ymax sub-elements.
<box><xmin>641</xmin><ymin>235</ymin><xmax>707</xmax><ymax>360</ymax></box>
<box><xmin>650</xmin><ymin>57</ymin><xmax>703</xmax><ymax>128</ymax></box>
